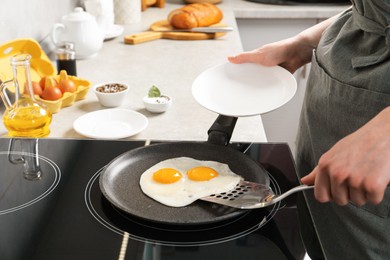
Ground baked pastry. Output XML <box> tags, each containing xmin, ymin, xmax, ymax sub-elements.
<box><xmin>168</xmin><ymin>3</ymin><xmax>223</xmax><ymax>29</ymax></box>
<box><xmin>184</xmin><ymin>0</ymin><xmax>222</xmax><ymax>4</ymax></box>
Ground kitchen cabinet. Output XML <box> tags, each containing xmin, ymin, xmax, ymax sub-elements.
<box><xmin>236</xmin><ymin>18</ymin><xmax>319</xmax><ymax>156</ymax></box>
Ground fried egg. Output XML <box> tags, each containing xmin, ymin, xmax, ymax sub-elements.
<box><xmin>139</xmin><ymin>157</ymin><xmax>242</xmax><ymax>207</ymax></box>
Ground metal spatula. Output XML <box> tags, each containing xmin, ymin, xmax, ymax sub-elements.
<box><xmin>200</xmin><ymin>180</ymin><xmax>314</xmax><ymax>209</ymax></box>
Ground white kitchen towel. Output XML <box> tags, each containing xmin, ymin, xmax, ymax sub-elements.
<box><xmin>114</xmin><ymin>0</ymin><xmax>141</xmax><ymax>24</ymax></box>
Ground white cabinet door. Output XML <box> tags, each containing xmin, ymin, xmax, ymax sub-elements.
<box><xmin>237</xmin><ymin>18</ymin><xmax>317</xmax><ymax>156</ymax></box>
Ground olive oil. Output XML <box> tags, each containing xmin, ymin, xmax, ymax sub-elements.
<box><xmin>0</xmin><ymin>54</ymin><xmax>52</xmax><ymax>138</ymax></box>
<box><xmin>3</xmin><ymin>101</ymin><xmax>52</xmax><ymax>137</ymax></box>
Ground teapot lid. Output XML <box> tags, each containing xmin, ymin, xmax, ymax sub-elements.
<box><xmin>63</xmin><ymin>7</ymin><xmax>95</xmax><ymax>22</ymax></box>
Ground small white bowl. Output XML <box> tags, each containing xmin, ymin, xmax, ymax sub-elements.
<box><xmin>93</xmin><ymin>82</ymin><xmax>129</xmax><ymax>107</ymax></box>
<box><xmin>143</xmin><ymin>95</ymin><xmax>172</xmax><ymax>113</ymax></box>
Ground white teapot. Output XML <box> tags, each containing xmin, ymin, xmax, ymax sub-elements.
<box><xmin>51</xmin><ymin>7</ymin><xmax>105</xmax><ymax>59</ymax></box>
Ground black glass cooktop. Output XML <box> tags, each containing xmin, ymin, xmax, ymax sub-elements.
<box><xmin>0</xmin><ymin>138</ymin><xmax>305</xmax><ymax>259</ymax></box>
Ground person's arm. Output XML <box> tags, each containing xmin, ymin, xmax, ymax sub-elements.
<box><xmin>296</xmin><ymin>13</ymin><xmax>340</xmax><ymax>49</ymax></box>
<box><xmin>228</xmin><ymin>13</ymin><xmax>342</xmax><ymax>73</ymax></box>
<box><xmin>301</xmin><ymin>106</ymin><xmax>390</xmax><ymax>206</ymax></box>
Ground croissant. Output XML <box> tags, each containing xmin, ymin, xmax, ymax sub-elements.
<box><xmin>168</xmin><ymin>3</ymin><xmax>223</xmax><ymax>29</ymax></box>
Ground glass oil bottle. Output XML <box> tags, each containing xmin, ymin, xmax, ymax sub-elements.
<box><xmin>0</xmin><ymin>54</ymin><xmax>52</xmax><ymax>137</ymax></box>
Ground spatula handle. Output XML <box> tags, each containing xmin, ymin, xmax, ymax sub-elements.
<box><xmin>124</xmin><ymin>31</ymin><xmax>163</xmax><ymax>44</ymax></box>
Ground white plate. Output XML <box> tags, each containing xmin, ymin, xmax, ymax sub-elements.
<box><xmin>192</xmin><ymin>62</ymin><xmax>297</xmax><ymax>117</ymax></box>
<box><xmin>104</xmin><ymin>24</ymin><xmax>124</xmax><ymax>40</ymax></box>
<box><xmin>73</xmin><ymin>109</ymin><xmax>148</xmax><ymax>139</ymax></box>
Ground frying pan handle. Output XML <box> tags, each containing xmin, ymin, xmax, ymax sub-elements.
<box><xmin>207</xmin><ymin>115</ymin><xmax>238</xmax><ymax>146</ymax></box>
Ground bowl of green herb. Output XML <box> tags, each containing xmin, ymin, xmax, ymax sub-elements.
<box><xmin>143</xmin><ymin>85</ymin><xmax>172</xmax><ymax>113</ymax></box>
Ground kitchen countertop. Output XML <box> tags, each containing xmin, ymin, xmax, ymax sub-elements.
<box><xmin>229</xmin><ymin>0</ymin><xmax>350</xmax><ymax>19</ymax></box>
<box><xmin>0</xmin><ymin>0</ymin><xmax>348</xmax><ymax>142</ymax></box>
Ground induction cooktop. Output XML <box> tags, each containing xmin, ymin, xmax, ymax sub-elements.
<box><xmin>0</xmin><ymin>137</ymin><xmax>305</xmax><ymax>259</ymax></box>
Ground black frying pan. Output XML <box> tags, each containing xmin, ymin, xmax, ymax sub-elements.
<box><xmin>99</xmin><ymin>116</ymin><xmax>270</xmax><ymax>225</ymax></box>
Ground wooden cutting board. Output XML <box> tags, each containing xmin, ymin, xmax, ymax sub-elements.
<box><xmin>184</xmin><ymin>0</ymin><xmax>222</xmax><ymax>3</ymax></box>
<box><xmin>124</xmin><ymin>20</ymin><xmax>227</xmax><ymax>45</ymax></box>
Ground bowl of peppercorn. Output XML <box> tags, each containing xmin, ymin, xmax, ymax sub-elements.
<box><xmin>93</xmin><ymin>82</ymin><xmax>129</xmax><ymax>107</ymax></box>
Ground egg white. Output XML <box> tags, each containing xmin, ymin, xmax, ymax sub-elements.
<box><xmin>139</xmin><ymin>157</ymin><xmax>242</xmax><ymax>207</ymax></box>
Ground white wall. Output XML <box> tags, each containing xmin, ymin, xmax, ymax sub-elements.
<box><xmin>0</xmin><ymin>0</ymin><xmax>80</xmax><ymax>52</ymax></box>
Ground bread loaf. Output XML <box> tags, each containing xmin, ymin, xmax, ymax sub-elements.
<box><xmin>168</xmin><ymin>3</ymin><xmax>223</xmax><ymax>29</ymax></box>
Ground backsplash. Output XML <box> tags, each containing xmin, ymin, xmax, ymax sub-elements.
<box><xmin>0</xmin><ymin>0</ymin><xmax>81</xmax><ymax>53</ymax></box>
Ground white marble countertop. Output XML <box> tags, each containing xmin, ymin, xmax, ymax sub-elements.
<box><xmin>0</xmin><ymin>0</ymin><xmax>348</xmax><ymax>142</ymax></box>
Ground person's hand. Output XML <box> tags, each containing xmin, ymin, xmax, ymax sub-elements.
<box><xmin>301</xmin><ymin>107</ymin><xmax>390</xmax><ymax>206</ymax></box>
<box><xmin>228</xmin><ymin>37</ymin><xmax>314</xmax><ymax>74</ymax></box>
<box><xmin>228</xmin><ymin>13</ymin><xmax>342</xmax><ymax>73</ymax></box>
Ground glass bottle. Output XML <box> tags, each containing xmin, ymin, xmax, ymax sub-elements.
<box><xmin>55</xmin><ymin>41</ymin><xmax>77</xmax><ymax>76</ymax></box>
<box><xmin>0</xmin><ymin>54</ymin><xmax>52</xmax><ymax>137</ymax></box>
<box><xmin>8</xmin><ymin>138</ymin><xmax>42</xmax><ymax>180</ymax></box>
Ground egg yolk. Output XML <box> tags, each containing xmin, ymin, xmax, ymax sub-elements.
<box><xmin>153</xmin><ymin>168</ymin><xmax>182</xmax><ymax>184</ymax></box>
<box><xmin>187</xmin><ymin>167</ymin><xmax>218</xmax><ymax>181</ymax></box>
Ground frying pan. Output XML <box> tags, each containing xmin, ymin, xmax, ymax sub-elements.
<box><xmin>99</xmin><ymin>115</ymin><xmax>270</xmax><ymax>225</ymax></box>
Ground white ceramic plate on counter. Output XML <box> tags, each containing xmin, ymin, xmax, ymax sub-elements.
<box><xmin>73</xmin><ymin>109</ymin><xmax>148</xmax><ymax>139</ymax></box>
<box><xmin>192</xmin><ymin>62</ymin><xmax>297</xmax><ymax>117</ymax></box>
